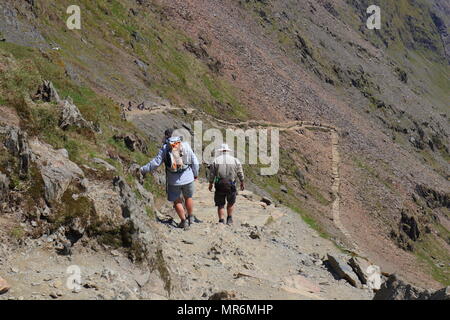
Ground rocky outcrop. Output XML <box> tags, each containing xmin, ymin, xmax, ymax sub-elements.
<box><xmin>0</xmin><ymin>173</ymin><xmax>9</xmax><ymax>203</ymax></box>
<box><xmin>390</xmin><ymin>209</ymin><xmax>422</xmax><ymax>251</ymax></box>
<box><xmin>374</xmin><ymin>274</ymin><xmax>450</xmax><ymax>300</ymax></box>
<box><xmin>32</xmin><ymin>80</ymin><xmax>61</xmax><ymax>104</ymax></box>
<box><xmin>415</xmin><ymin>184</ymin><xmax>450</xmax><ymax>209</ymax></box>
<box><xmin>32</xmin><ymin>81</ymin><xmax>96</xmax><ymax>133</ymax></box>
<box><xmin>399</xmin><ymin>211</ymin><xmax>420</xmax><ymax>242</ymax></box>
<box><xmin>183</xmin><ymin>40</ymin><xmax>224</xmax><ymax>74</ymax></box>
<box><xmin>112</xmin><ymin>176</ymin><xmax>156</xmax><ymax>262</ymax></box>
<box><xmin>29</xmin><ymin>139</ymin><xmax>84</xmax><ymax>204</ymax></box>
<box><xmin>1</xmin><ymin>125</ymin><xmax>31</xmax><ymax>178</ymax></box>
<box><xmin>59</xmin><ymin>99</ymin><xmax>95</xmax><ymax>132</ymax></box>
<box><xmin>430</xmin><ymin>8</ymin><xmax>450</xmax><ymax>63</ymax></box>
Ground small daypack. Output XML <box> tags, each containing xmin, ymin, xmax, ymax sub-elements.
<box><xmin>165</xmin><ymin>138</ymin><xmax>190</xmax><ymax>173</ymax></box>
<box><xmin>214</xmin><ymin>177</ymin><xmax>234</xmax><ymax>194</ymax></box>
<box><xmin>213</xmin><ymin>161</ymin><xmax>236</xmax><ymax>193</ymax></box>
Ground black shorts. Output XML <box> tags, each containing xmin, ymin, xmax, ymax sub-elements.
<box><xmin>214</xmin><ymin>189</ymin><xmax>237</xmax><ymax>208</ymax></box>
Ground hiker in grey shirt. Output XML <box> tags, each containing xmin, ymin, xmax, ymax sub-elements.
<box><xmin>140</xmin><ymin>135</ymin><xmax>200</xmax><ymax>230</ymax></box>
<box><xmin>208</xmin><ymin>144</ymin><xmax>245</xmax><ymax>225</ymax></box>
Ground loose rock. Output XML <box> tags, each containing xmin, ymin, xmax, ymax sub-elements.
<box><xmin>326</xmin><ymin>254</ymin><xmax>361</xmax><ymax>288</ymax></box>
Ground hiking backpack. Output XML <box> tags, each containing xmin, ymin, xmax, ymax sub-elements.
<box><xmin>165</xmin><ymin>138</ymin><xmax>190</xmax><ymax>173</ymax></box>
<box><xmin>213</xmin><ymin>159</ymin><xmax>236</xmax><ymax>193</ymax></box>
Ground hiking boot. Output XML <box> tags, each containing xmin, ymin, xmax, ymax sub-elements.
<box><xmin>218</xmin><ymin>218</ymin><xmax>225</xmax><ymax>224</ymax></box>
<box><xmin>188</xmin><ymin>215</ymin><xmax>203</xmax><ymax>225</ymax></box>
<box><xmin>226</xmin><ymin>216</ymin><xmax>233</xmax><ymax>225</ymax></box>
<box><xmin>178</xmin><ymin>219</ymin><xmax>190</xmax><ymax>230</ymax></box>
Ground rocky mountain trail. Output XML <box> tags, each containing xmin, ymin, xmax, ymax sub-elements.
<box><xmin>127</xmin><ymin>103</ymin><xmax>359</xmax><ymax>254</ymax></box>
<box><xmin>151</xmin><ymin>179</ymin><xmax>375</xmax><ymax>300</ymax></box>
<box><xmin>0</xmin><ymin>105</ymin><xmax>443</xmax><ymax>299</ymax></box>
<box><xmin>0</xmin><ymin>176</ymin><xmax>377</xmax><ymax>300</ymax></box>
<box><xmin>0</xmin><ymin>0</ymin><xmax>448</xmax><ymax>299</ymax></box>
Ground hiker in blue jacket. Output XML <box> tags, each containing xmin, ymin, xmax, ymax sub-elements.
<box><xmin>140</xmin><ymin>134</ymin><xmax>201</xmax><ymax>230</ymax></box>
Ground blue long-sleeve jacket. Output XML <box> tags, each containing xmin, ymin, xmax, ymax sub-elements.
<box><xmin>140</xmin><ymin>142</ymin><xmax>199</xmax><ymax>186</ymax></box>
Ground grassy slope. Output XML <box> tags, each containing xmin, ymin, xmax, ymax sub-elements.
<box><xmin>1</xmin><ymin>0</ymin><xmax>249</xmax><ymax>198</ymax></box>
<box><xmin>40</xmin><ymin>0</ymin><xmax>248</xmax><ymax>120</ymax></box>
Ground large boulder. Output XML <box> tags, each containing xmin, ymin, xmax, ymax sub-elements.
<box><xmin>326</xmin><ymin>254</ymin><xmax>361</xmax><ymax>288</ymax></box>
<box><xmin>349</xmin><ymin>256</ymin><xmax>381</xmax><ymax>290</ymax></box>
<box><xmin>29</xmin><ymin>139</ymin><xmax>84</xmax><ymax>204</ymax></box>
<box><xmin>374</xmin><ymin>274</ymin><xmax>450</xmax><ymax>300</ymax></box>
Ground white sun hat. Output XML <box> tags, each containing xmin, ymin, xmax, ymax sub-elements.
<box><xmin>217</xmin><ymin>143</ymin><xmax>232</xmax><ymax>152</ymax></box>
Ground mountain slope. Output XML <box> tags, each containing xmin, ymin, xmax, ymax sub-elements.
<box><xmin>0</xmin><ymin>0</ymin><xmax>448</xmax><ymax>295</ymax></box>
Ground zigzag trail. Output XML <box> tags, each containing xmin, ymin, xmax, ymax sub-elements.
<box><xmin>127</xmin><ymin>106</ymin><xmax>360</xmax><ymax>253</ymax></box>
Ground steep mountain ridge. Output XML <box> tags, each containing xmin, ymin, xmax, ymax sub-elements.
<box><xmin>154</xmin><ymin>0</ymin><xmax>449</xmax><ymax>286</ymax></box>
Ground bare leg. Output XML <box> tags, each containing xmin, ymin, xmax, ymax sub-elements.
<box><xmin>227</xmin><ymin>204</ymin><xmax>234</xmax><ymax>217</ymax></box>
<box><xmin>173</xmin><ymin>199</ymin><xmax>186</xmax><ymax>221</ymax></box>
<box><xmin>185</xmin><ymin>197</ymin><xmax>194</xmax><ymax>217</ymax></box>
<box><xmin>218</xmin><ymin>206</ymin><xmax>225</xmax><ymax>221</ymax></box>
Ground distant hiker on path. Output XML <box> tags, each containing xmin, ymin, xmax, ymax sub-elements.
<box><xmin>140</xmin><ymin>133</ymin><xmax>200</xmax><ymax>230</ymax></box>
<box><xmin>208</xmin><ymin>144</ymin><xmax>245</xmax><ymax>225</ymax></box>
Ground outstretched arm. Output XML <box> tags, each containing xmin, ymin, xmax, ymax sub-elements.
<box><xmin>140</xmin><ymin>147</ymin><xmax>165</xmax><ymax>174</ymax></box>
